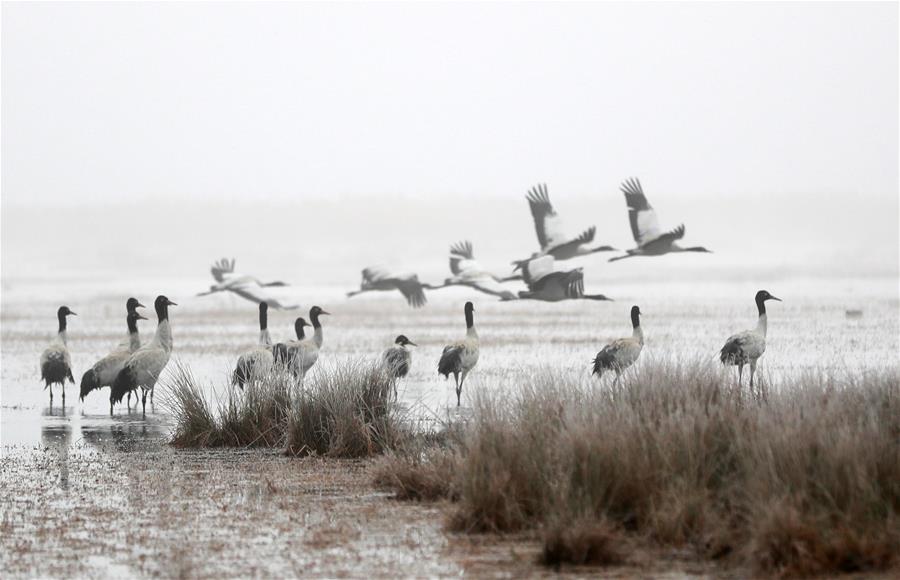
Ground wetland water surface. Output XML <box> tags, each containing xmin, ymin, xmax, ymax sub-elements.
<box><xmin>2</xmin><ymin>275</ymin><xmax>897</xmax><ymax>577</ymax></box>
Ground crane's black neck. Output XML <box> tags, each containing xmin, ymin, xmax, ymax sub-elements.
<box><xmin>756</xmin><ymin>294</ymin><xmax>767</xmax><ymax>316</ymax></box>
<box><xmin>295</xmin><ymin>320</ymin><xmax>306</xmax><ymax>340</ymax></box>
<box><xmin>127</xmin><ymin>314</ymin><xmax>139</xmax><ymax>334</ymax></box>
<box><xmin>631</xmin><ymin>308</ymin><xmax>640</xmax><ymax>328</ymax></box>
<box><xmin>310</xmin><ymin>311</ymin><xmax>322</xmax><ymax>329</ymax></box>
<box><xmin>57</xmin><ymin>311</ymin><xmax>67</xmax><ymax>334</ymax></box>
<box><xmin>465</xmin><ymin>309</ymin><xmax>474</xmax><ymax>329</ymax></box>
<box><xmin>259</xmin><ymin>305</ymin><xmax>268</xmax><ymax>331</ymax></box>
<box><xmin>156</xmin><ymin>301</ymin><xmax>169</xmax><ymax>322</ymax></box>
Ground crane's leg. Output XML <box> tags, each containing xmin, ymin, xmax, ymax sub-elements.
<box><xmin>738</xmin><ymin>364</ymin><xmax>744</xmax><ymax>387</ymax></box>
<box><xmin>110</xmin><ymin>397</ymin><xmax>114</xmax><ymax>416</ymax></box>
<box><xmin>141</xmin><ymin>389</ymin><xmax>147</xmax><ymax>416</ymax></box>
<box><xmin>127</xmin><ymin>391</ymin><xmax>131</xmax><ymax>409</ymax></box>
<box><xmin>454</xmin><ymin>372</ymin><xmax>461</xmax><ymax>407</ymax></box>
<box><xmin>49</xmin><ymin>384</ymin><xmax>53</xmax><ymax>405</ymax></box>
<box><xmin>150</xmin><ymin>385</ymin><xmax>155</xmax><ymax>404</ymax></box>
<box><xmin>749</xmin><ymin>360</ymin><xmax>757</xmax><ymax>395</ymax></box>
<box><xmin>62</xmin><ymin>384</ymin><xmax>66</xmax><ymax>403</ymax></box>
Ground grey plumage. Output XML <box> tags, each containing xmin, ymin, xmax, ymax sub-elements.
<box><xmin>39</xmin><ymin>306</ymin><xmax>77</xmax><ymax>403</ymax></box>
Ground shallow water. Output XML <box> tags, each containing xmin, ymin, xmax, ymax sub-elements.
<box><xmin>3</xmin><ymin>274</ymin><xmax>897</xmax><ymax>449</ymax></box>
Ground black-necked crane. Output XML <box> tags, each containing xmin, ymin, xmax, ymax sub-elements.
<box><xmin>521</xmin><ymin>183</ymin><xmax>617</xmax><ymax>261</ymax></box>
<box><xmin>438</xmin><ymin>302</ymin><xmax>479</xmax><ymax>407</ymax></box>
<box><xmin>609</xmin><ymin>178</ymin><xmax>712</xmax><ymax>262</ymax></box>
<box><xmin>441</xmin><ymin>241</ymin><xmax>518</xmax><ymax>301</ymax></box>
<box><xmin>40</xmin><ymin>306</ymin><xmax>77</xmax><ymax>404</ymax></box>
<box><xmin>110</xmin><ymin>295</ymin><xmax>177</xmax><ymax>415</ymax></box>
<box><xmin>382</xmin><ymin>335</ymin><xmax>417</xmax><ymax>379</ymax></box>
<box><xmin>197</xmin><ymin>258</ymin><xmax>300</xmax><ymax>310</ymax></box>
<box><xmin>80</xmin><ymin>298</ymin><xmax>148</xmax><ymax>403</ymax></box>
<box><xmin>275</xmin><ymin>306</ymin><xmax>329</xmax><ymax>379</ymax></box>
<box><xmin>515</xmin><ymin>255</ymin><xmax>612</xmax><ymax>302</ymax></box>
<box><xmin>272</xmin><ymin>317</ymin><xmax>308</xmax><ymax>377</ymax></box>
<box><xmin>720</xmin><ymin>290</ymin><xmax>781</xmax><ymax>390</ymax></box>
<box><xmin>232</xmin><ymin>301</ymin><xmax>275</xmax><ymax>388</ymax></box>
<box><xmin>592</xmin><ymin>305</ymin><xmax>643</xmax><ymax>382</ymax></box>
<box><xmin>347</xmin><ymin>268</ymin><xmax>438</xmax><ymax>308</ymax></box>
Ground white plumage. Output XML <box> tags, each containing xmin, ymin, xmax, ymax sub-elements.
<box><xmin>438</xmin><ymin>302</ymin><xmax>479</xmax><ymax>407</ymax></box>
<box><xmin>592</xmin><ymin>306</ymin><xmax>643</xmax><ymax>381</ymax></box>
<box><xmin>39</xmin><ymin>306</ymin><xmax>77</xmax><ymax>403</ymax></box>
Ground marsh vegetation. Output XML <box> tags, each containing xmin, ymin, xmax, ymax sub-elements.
<box><xmin>374</xmin><ymin>361</ymin><xmax>900</xmax><ymax>576</ymax></box>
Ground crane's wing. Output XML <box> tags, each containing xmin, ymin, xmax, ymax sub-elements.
<box><xmin>395</xmin><ymin>276</ymin><xmax>427</xmax><ymax>308</ymax></box>
<box><xmin>522</xmin><ymin>255</ymin><xmax>556</xmax><ymax>285</ymax></box>
<box><xmin>361</xmin><ymin>267</ymin><xmax>390</xmax><ymax>284</ymax></box>
<box><xmin>621</xmin><ymin>178</ymin><xmax>662</xmax><ymax>246</ymax></box>
<box><xmin>210</xmin><ymin>257</ymin><xmax>236</xmax><ymax>283</ymax></box>
<box><xmin>526</xmin><ymin>184</ymin><xmax>568</xmax><ymax>250</ymax></box>
<box><xmin>457</xmin><ymin>274</ymin><xmax>517</xmax><ymax>300</ymax></box>
<box><xmin>651</xmin><ymin>224</ymin><xmax>686</xmax><ymax>246</ymax></box>
<box><xmin>564</xmin><ymin>269</ymin><xmax>586</xmax><ymax>299</ymax></box>
<box><xmin>449</xmin><ymin>241</ymin><xmax>477</xmax><ymax>275</ymax></box>
<box><xmin>228</xmin><ymin>280</ymin><xmax>300</xmax><ymax>310</ymax></box>
<box><xmin>545</xmin><ymin>225</ymin><xmax>596</xmax><ymax>255</ymax></box>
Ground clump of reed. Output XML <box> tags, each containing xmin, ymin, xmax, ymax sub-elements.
<box><xmin>375</xmin><ymin>359</ymin><xmax>900</xmax><ymax>576</ymax></box>
<box><xmin>164</xmin><ymin>360</ymin><xmax>293</xmax><ymax>448</ymax></box>
<box><xmin>284</xmin><ymin>361</ymin><xmax>405</xmax><ymax>457</ymax></box>
<box><xmin>164</xmin><ymin>359</ymin><xmax>408</xmax><ymax>457</ymax></box>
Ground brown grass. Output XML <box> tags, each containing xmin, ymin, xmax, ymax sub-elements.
<box><xmin>374</xmin><ymin>359</ymin><xmax>900</xmax><ymax>576</ymax></box>
<box><xmin>284</xmin><ymin>361</ymin><xmax>404</xmax><ymax>457</ymax></box>
<box><xmin>164</xmin><ymin>359</ymin><xmax>408</xmax><ymax>457</ymax></box>
<box><xmin>540</xmin><ymin>518</ymin><xmax>626</xmax><ymax>568</ymax></box>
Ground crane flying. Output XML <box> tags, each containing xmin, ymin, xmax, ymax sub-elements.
<box><xmin>197</xmin><ymin>258</ymin><xmax>300</xmax><ymax>310</ymax></box>
<box><xmin>609</xmin><ymin>178</ymin><xmax>712</xmax><ymax>262</ymax></box>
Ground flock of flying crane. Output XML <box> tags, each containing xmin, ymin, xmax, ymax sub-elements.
<box><xmin>196</xmin><ymin>179</ymin><xmax>713</xmax><ymax>308</ymax></box>
<box><xmin>38</xmin><ymin>179</ymin><xmax>780</xmax><ymax>414</ymax></box>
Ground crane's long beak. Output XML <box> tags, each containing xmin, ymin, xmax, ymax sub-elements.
<box><xmin>136</xmin><ymin>302</ymin><xmax>146</xmax><ymax>309</ymax></box>
<box><xmin>770</xmin><ymin>295</ymin><xmax>782</xmax><ymax>302</ymax></box>
<box><xmin>69</xmin><ymin>311</ymin><xmax>78</xmax><ymax>316</ymax></box>
<box><xmin>167</xmin><ymin>299</ymin><xmax>178</xmax><ymax>306</ymax></box>
<box><xmin>321</xmin><ymin>310</ymin><xmax>331</xmax><ymax>316</ymax></box>
<box><xmin>408</xmin><ymin>341</ymin><xmax>418</xmax><ymax>347</ymax></box>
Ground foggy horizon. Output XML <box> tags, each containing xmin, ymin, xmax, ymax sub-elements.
<box><xmin>1</xmin><ymin>2</ymin><xmax>898</xmax><ymax>285</ymax></box>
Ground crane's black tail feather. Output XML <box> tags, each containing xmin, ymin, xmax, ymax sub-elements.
<box><xmin>110</xmin><ymin>366</ymin><xmax>137</xmax><ymax>405</ymax></box>
<box><xmin>80</xmin><ymin>369</ymin><xmax>101</xmax><ymax>401</ymax></box>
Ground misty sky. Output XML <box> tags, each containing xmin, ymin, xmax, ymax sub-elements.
<box><xmin>2</xmin><ymin>2</ymin><xmax>897</xmax><ymax>206</ymax></box>
<box><xmin>1</xmin><ymin>2</ymin><xmax>898</xmax><ymax>287</ymax></box>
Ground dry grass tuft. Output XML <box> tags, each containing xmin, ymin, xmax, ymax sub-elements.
<box><xmin>376</xmin><ymin>359</ymin><xmax>900</xmax><ymax>576</ymax></box>
<box><xmin>164</xmin><ymin>359</ymin><xmax>407</xmax><ymax>457</ymax></box>
<box><xmin>372</xmin><ymin>435</ymin><xmax>461</xmax><ymax>501</ymax></box>
<box><xmin>540</xmin><ymin>518</ymin><xmax>625</xmax><ymax>568</ymax></box>
<box><xmin>285</xmin><ymin>361</ymin><xmax>403</xmax><ymax>457</ymax></box>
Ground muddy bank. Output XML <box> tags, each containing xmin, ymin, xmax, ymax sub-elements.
<box><xmin>2</xmin><ymin>436</ymin><xmax>734</xmax><ymax>578</ymax></box>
